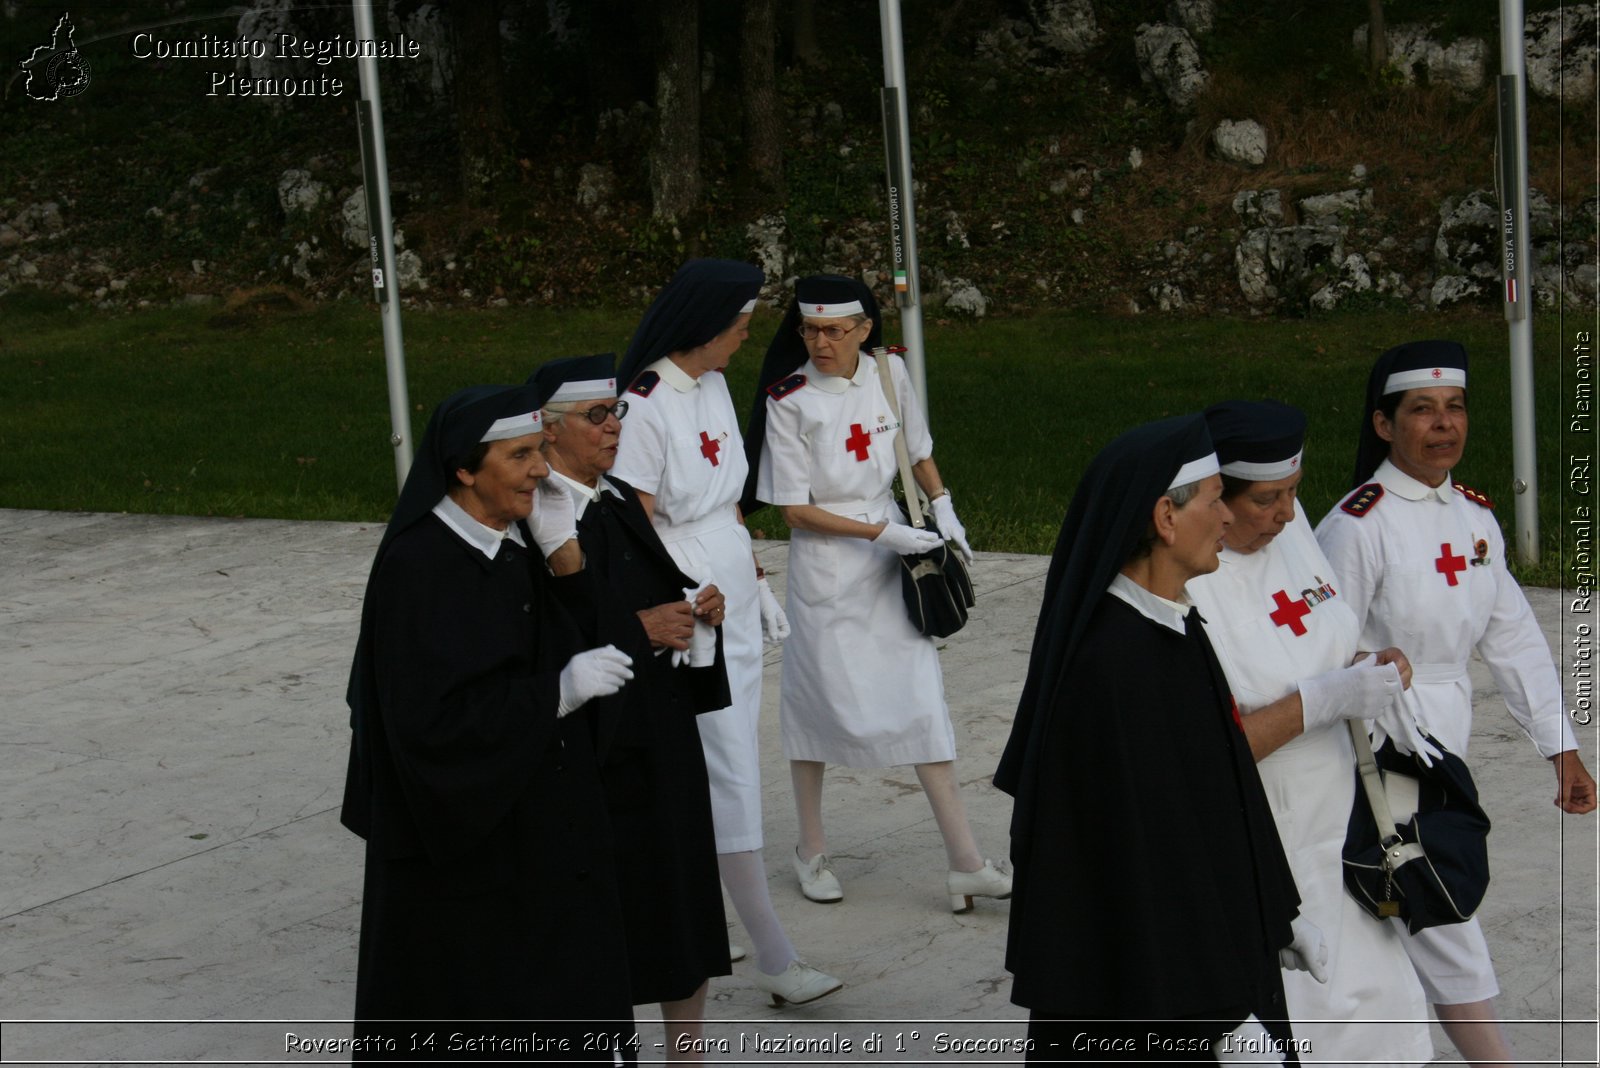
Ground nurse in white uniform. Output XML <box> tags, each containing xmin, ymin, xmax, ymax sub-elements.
<box><xmin>614</xmin><ymin>259</ymin><xmax>840</xmax><ymax>1009</ymax></box>
<box><xmin>748</xmin><ymin>274</ymin><xmax>1010</xmax><ymax>913</ymax></box>
<box><xmin>1187</xmin><ymin>400</ymin><xmax>1432</xmax><ymax>1066</ymax></box>
<box><xmin>1316</xmin><ymin>340</ymin><xmax>1597</xmax><ymax>1067</ymax></box>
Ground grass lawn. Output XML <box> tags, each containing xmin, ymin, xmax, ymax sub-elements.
<box><xmin>0</xmin><ymin>291</ymin><xmax>1585</xmax><ymax>585</ymax></box>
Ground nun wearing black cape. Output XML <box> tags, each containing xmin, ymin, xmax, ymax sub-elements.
<box><xmin>994</xmin><ymin>415</ymin><xmax>1302</xmax><ymax>1062</ymax></box>
<box><xmin>531</xmin><ymin>353</ymin><xmax>731</xmax><ymax>1018</ymax></box>
<box><xmin>341</xmin><ymin>384</ymin><xmax>635</xmax><ymax>1060</ymax></box>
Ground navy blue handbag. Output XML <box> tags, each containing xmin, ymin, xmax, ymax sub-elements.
<box><xmin>1343</xmin><ymin>726</ymin><xmax>1491</xmax><ymax>934</ymax></box>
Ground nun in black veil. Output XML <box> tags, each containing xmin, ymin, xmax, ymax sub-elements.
<box><xmin>995</xmin><ymin>415</ymin><xmax>1308</xmax><ymax>1064</ymax></box>
<box><xmin>341</xmin><ymin>383</ymin><xmax>639</xmax><ymax>1059</ymax></box>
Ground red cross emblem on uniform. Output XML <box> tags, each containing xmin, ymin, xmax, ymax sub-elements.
<box><xmin>1268</xmin><ymin>589</ymin><xmax>1310</xmax><ymax>636</ymax></box>
<box><xmin>1435</xmin><ymin>542</ymin><xmax>1466</xmax><ymax>585</ymax></box>
<box><xmin>698</xmin><ymin>431</ymin><xmax>720</xmax><ymax>466</ymax></box>
<box><xmin>845</xmin><ymin>423</ymin><xmax>872</xmax><ymax>461</ymax></box>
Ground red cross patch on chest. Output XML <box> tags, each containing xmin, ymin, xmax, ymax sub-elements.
<box><xmin>1435</xmin><ymin>543</ymin><xmax>1466</xmax><ymax>586</ymax></box>
<box><xmin>1268</xmin><ymin>589</ymin><xmax>1310</xmax><ymax>636</ymax></box>
<box><xmin>698</xmin><ymin>431</ymin><xmax>721</xmax><ymax>466</ymax></box>
<box><xmin>845</xmin><ymin>423</ymin><xmax>872</xmax><ymax>461</ymax></box>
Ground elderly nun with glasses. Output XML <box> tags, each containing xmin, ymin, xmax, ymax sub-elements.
<box><xmin>532</xmin><ymin>352</ymin><xmax>744</xmax><ymax>1049</ymax></box>
<box><xmin>746</xmin><ymin>274</ymin><xmax>1010</xmax><ymax>918</ymax></box>
<box><xmin>342</xmin><ymin>381</ymin><xmax>637</xmax><ymax>1058</ymax></box>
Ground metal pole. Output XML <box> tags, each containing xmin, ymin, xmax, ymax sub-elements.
<box><xmin>877</xmin><ymin>0</ymin><xmax>927</xmax><ymax>415</ymax></box>
<box><xmin>1497</xmin><ymin>0</ymin><xmax>1538</xmax><ymax>564</ymax></box>
<box><xmin>352</xmin><ymin>1</ymin><xmax>412</xmax><ymax>491</ymax></box>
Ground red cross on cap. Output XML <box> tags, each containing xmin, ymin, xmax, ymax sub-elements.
<box><xmin>1431</xmin><ymin>368</ymin><xmax>1442</xmax><ymax>378</ymax></box>
<box><xmin>1290</xmin><ymin>457</ymin><xmax>1299</xmax><ymax>467</ymax></box>
<box><xmin>815</xmin><ymin>304</ymin><xmax>824</xmax><ymax>312</ymax></box>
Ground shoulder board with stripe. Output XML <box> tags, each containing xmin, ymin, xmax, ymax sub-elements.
<box><xmin>627</xmin><ymin>371</ymin><xmax>660</xmax><ymax>397</ymax></box>
<box><xmin>1339</xmin><ymin>483</ymin><xmax>1385</xmax><ymax>517</ymax></box>
<box><xmin>767</xmin><ymin>373</ymin><xmax>807</xmax><ymax>400</ymax></box>
<box><xmin>1453</xmin><ymin>482</ymin><xmax>1495</xmax><ymax>509</ymax></box>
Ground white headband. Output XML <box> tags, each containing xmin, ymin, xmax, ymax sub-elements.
<box><xmin>1167</xmin><ymin>452</ymin><xmax>1220</xmax><ymax>491</ymax></box>
<box><xmin>1220</xmin><ymin>449</ymin><xmax>1303</xmax><ymax>482</ymax></box>
<box><xmin>547</xmin><ymin>377</ymin><xmax>618</xmax><ymax>403</ymax></box>
<box><xmin>1384</xmin><ymin>366</ymin><xmax>1466</xmax><ymax>394</ymax></box>
<box><xmin>481</xmin><ymin>411</ymin><xmax>542</xmax><ymax>442</ymax></box>
<box><xmin>738</xmin><ymin>298</ymin><xmax>758</xmax><ymax>314</ymax></box>
<box><xmin>802</xmin><ymin>299</ymin><xmax>865</xmax><ymax>317</ymax></box>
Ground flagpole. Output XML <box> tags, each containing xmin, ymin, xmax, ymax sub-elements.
<box><xmin>878</xmin><ymin>0</ymin><xmax>927</xmax><ymax>414</ymax></box>
<box><xmin>1497</xmin><ymin>0</ymin><xmax>1537</xmax><ymax>564</ymax></box>
<box><xmin>352</xmin><ymin>0</ymin><xmax>412</xmax><ymax>491</ymax></box>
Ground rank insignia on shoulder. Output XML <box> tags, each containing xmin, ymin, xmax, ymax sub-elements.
<box><xmin>1453</xmin><ymin>482</ymin><xmax>1495</xmax><ymax>509</ymax></box>
<box><xmin>628</xmin><ymin>371</ymin><xmax>660</xmax><ymax>397</ymax></box>
<box><xmin>767</xmin><ymin>373</ymin><xmax>807</xmax><ymax>400</ymax></box>
<box><xmin>1340</xmin><ymin>483</ymin><xmax>1384</xmax><ymax>517</ymax></box>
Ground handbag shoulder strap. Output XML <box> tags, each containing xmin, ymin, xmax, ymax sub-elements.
<box><xmin>871</xmin><ymin>347</ymin><xmax>928</xmax><ymax>529</ymax></box>
<box><xmin>1348</xmin><ymin>720</ymin><xmax>1404</xmax><ymax>847</ymax></box>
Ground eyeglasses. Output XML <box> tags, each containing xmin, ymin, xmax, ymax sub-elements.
<box><xmin>575</xmin><ymin>400</ymin><xmax>628</xmax><ymax>425</ymax></box>
<box><xmin>797</xmin><ymin>322</ymin><xmax>864</xmax><ymax>342</ymax></box>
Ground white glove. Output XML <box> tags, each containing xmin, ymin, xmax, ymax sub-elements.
<box><xmin>874</xmin><ymin>521</ymin><xmax>944</xmax><ymax>556</ymax></box>
<box><xmin>1371</xmin><ymin>688</ymin><xmax>1443</xmax><ymax>767</ymax></box>
<box><xmin>756</xmin><ymin>576</ymin><xmax>790</xmax><ymax>644</ymax></box>
<box><xmin>1297</xmin><ymin>655</ymin><xmax>1403</xmax><ymax>733</ymax></box>
<box><xmin>1215</xmin><ymin>1015</ymin><xmax>1285</xmax><ymax>1065</ymax></box>
<box><xmin>557</xmin><ymin>644</ymin><xmax>633</xmax><ymax>716</ymax></box>
<box><xmin>529</xmin><ymin>478</ymin><xmax>578</xmax><ymax>558</ymax></box>
<box><xmin>929</xmin><ymin>493</ymin><xmax>973</xmax><ymax>565</ymax></box>
<box><xmin>1278</xmin><ymin>914</ymin><xmax>1328</xmax><ymax>984</ymax></box>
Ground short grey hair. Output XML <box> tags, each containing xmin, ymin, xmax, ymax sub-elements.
<box><xmin>1126</xmin><ymin>479</ymin><xmax>1205</xmax><ymax>562</ymax></box>
<box><xmin>1165</xmin><ymin>479</ymin><xmax>1203</xmax><ymax>508</ymax></box>
<box><xmin>540</xmin><ymin>401</ymin><xmax>579</xmax><ymax>428</ymax></box>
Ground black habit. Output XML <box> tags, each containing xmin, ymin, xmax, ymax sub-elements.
<box><xmin>567</xmin><ymin>474</ymin><xmax>731</xmax><ymax>1004</ymax></box>
<box><xmin>996</xmin><ymin>415</ymin><xmax>1300</xmax><ymax>1062</ymax></box>
<box><xmin>1006</xmin><ymin>594</ymin><xmax>1299</xmax><ymax>1055</ymax></box>
<box><xmin>343</xmin><ymin>514</ymin><xmax>634</xmax><ymax>1059</ymax></box>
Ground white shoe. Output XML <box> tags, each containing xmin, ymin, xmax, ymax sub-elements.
<box><xmin>752</xmin><ymin>959</ymin><xmax>843</xmax><ymax>1007</ymax></box>
<box><xmin>792</xmin><ymin>849</ymin><xmax>843</xmax><ymax>903</ymax></box>
<box><xmin>947</xmin><ymin>858</ymin><xmax>1012</xmax><ymax>913</ymax></box>
<box><xmin>729</xmin><ymin>941</ymin><xmax>746</xmax><ymax>963</ymax></box>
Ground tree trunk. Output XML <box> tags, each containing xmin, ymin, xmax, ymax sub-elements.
<box><xmin>1367</xmin><ymin>0</ymin><xmax>1389</xmax><ymax>76</ymax></box>
<box><xmin>650</xmin><ymin>0</ymin><xmax>701</xmax><ymax>222</ymax></box>
<box><xmin>741</xmin><ymin>0</ymin><xmax>785</xmax><ymax>199</ymax></box>
<box><xmin>451</xmin><ymin>0</ymin><xmax>513</xmax><ymax>203</ymax></box>
<box><xmin>793</xmin><ymin>0</ymin><xmax>822</xmax><ymax>69</ymax></box>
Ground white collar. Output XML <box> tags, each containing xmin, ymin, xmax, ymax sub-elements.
<box><xmin>432</xmin><ymin>495</ymin><xmax>526</xmax><ymax>560</ymax></box>
<box><xmin>803</xmin><ymin>354</ymin><xmax>872</xmax><ymax>394</ymax></box>
<box><xmin>1108</xmin><ymin>572</ymin><xmax>1192</xmax><ymax>636</ymax></box>
<box><xmin>651</xmin><ymin>356</ymin><xmax>700</xmax><ymax>394</ymax></box>
<box><xmin>547</xmin><ymin>468</ymin><xmax>621</xmax><ymax>520</ymax></box>
<box><xmin>1376</xmin><ymin>458</ymin><xmax>1454</xmax><ymax>503</ymax></box>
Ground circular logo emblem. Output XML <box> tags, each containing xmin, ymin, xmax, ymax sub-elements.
<box><xmin>1431</xmin><ymin>368</ymin><xmax>1442</xmax><ymax>379</ymax></box>
<box><xmin>46</xmin><ymin>50</ymin><xmax>91</xmax><ymax>98</ymax></box>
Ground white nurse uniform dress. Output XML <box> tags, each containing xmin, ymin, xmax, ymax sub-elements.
<box><xmin>611</xmin><ymin>358</ymin><xmax>764</xmax><ymax>852</ymax></box>
<box><xmin>754</xmin><ymin>352</ymin><xmax>955</xmax><ymax>768</ymax></box>
<box><xmin>1316</xmin><ymin>459</ymin><xmax>1577</xmax><ymax>1004</ymax></box>
<box><xmin>1190</xmin><ymin>500</ymin><xmax>1431</xmax><ymax>1065</ymax></box>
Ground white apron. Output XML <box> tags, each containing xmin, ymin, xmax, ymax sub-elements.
<box><xmin>1190</xmin><ymin>502</ymin><xmax>1431</xmax><ymax>1065</ymax></box>
<box><xmin>756</xmin><ymin>354</ymin><xmax>954</xmax><ymax>767</ymax></box>
<box><xmin>612</xmin><ymin>360</ymin><xmax>765</xmax><ymax>852</ymax></box>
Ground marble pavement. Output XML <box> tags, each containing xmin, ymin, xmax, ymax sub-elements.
<box><xmin>0</xmin><ymin>509</ymin><xmax>1594</xmax><ymax>1064</ymax></box>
